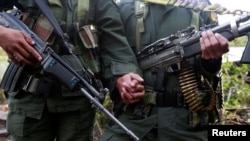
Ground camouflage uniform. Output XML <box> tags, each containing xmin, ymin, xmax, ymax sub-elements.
<box><xmin>100</xmin><ymin>0</ymin><xmax>222</xmax><ymax>141</ymax></box>
<box><xmin>0</xmin><ymin>0</ymin><xmax>141</xmax><ymax>141</ymax></box>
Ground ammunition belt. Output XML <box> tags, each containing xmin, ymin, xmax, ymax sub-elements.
<box><xmin>178</xmin><ymin>61</ymin><xmax>217</xmax><ymax>112</ymax></box>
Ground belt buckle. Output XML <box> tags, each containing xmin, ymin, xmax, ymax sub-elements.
<box><xmin>22</xmin><ymin>75</ymin><xmax>40</xmax><ymax>93</ymax></box>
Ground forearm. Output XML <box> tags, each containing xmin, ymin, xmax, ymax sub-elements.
<box><xmin>200</xmin><ymin>57</ymin><xmax>222</xmax><ymax>79</ymax></box>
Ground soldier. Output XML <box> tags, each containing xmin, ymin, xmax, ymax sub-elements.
<box><xmin>100</xmin><ymin>0</ymin><xmax>229</xmax><ymax>141</ymax></box>
<box><xmin>0</xmin><ymin>0</ymin><xmax>144</xmax><ymax>140</ymax></box>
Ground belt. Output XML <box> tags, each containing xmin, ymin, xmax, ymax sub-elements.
<box><xmin>21</xmin><ymin>75</ymin><xmax>53</xmax><ymax>97</ymax></box>
<box><xmin>143</xmin><ymin>86</ymin><xmax>186</xmax><ymax>107</ymax></box>
<box><xmin>123</xmin><ymin>87</ymin><xmax>186</xmax><ymax>119</ymax></box>
<box><xmin>156</xmin><ymin>92</ymin><xmax>186</xmax><ymax>107</ymax></box>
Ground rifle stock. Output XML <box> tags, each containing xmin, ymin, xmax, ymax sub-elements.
<box><xmin>0</xmin><ymin>8</ymin><xmax>139</xmax><ymax>141</ymax></box>
<box><xmin>138</xmin><ymin>12</ymin><xmax>250</xmax><ymax>70</ymax></box>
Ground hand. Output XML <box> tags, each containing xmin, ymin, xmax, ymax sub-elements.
<box><xmin>0</xmin><ymin>26</ymin><xmax>42</xmax><ymax>66</ymax></box>
<box><xmin>116</xmin><ymin>73</ymin><xmax>144</xmax><ymax>104</ymax></box>
<box><xmin>200</xmin><ymin>30</ymin><xmax>229</xmax><ymax>60</ymax></box>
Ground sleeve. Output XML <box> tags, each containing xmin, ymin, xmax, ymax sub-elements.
<box><xmin>0</xmin><ymin>0</ymin><xmax>17</xmax><ymax>10</ymax></box>
<box><xmin>91</xmin><ymin>0</ymin><xmax>142</xmax><ymax>92</ymax></box>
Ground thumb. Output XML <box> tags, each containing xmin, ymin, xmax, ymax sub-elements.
<box><xmin>130</xmin><ymin>73</ymin><xmax>144</xmax><ymax>82</ymax></box>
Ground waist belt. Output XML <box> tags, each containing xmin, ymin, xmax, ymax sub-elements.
<box><xmin>123</xmin><ymin>86</ymin><xmax>187</xmax><ymax>119</ymax></box>
<box><xmin>156</xmin><ymin>92</ymin><xmax>186</xmax><ymax>107</ymax></box>
<box><xmin>142</xmin><ymin>86</ymin><xmax>186</xmax><ymax>107</ymax></box>
<box><xmin>21</xmin><ymin>75</ymin><xmax>53</xmax><ymax>97</ymax></box>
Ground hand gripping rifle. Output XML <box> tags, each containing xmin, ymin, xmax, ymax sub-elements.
<box><xmin>0</xmin><ymin>8</ymin><xmax>139</xmax><ymax>141</ymax></box>
<box><xmin>137</xmin><ymin>12</ymin><xmax>250</xmax><ymax>70</ymax></box>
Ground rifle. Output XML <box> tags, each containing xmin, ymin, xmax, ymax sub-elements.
<box><xmin>137</xmin><ymin>12</ymin><xmax>250</xmax><ymax>70</ymax></box>
<box><xmin>0</xmin><ymin>8</ymin><xmax>139</xmax><ymax>141</ymax></box>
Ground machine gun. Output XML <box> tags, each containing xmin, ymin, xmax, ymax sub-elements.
<box><xmin>0</xmin><ymin>8</ymin><xmax>139</xmax><ymax>141</ymax></box>
<box><xmin>137</xmin><ymin>12</ymin><xmax>250</xmax><ymax>70</ymax></box>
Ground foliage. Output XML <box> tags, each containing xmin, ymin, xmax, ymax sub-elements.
<box><xmin>229</xmin><ymin>36</ymin><xmax>248</xmax><ymax>47</ymax></box>
<box><xmin>220</xmin><ymin>36</ymin><xmax>250</xmax><ymax>124</ymax></box>
<box><xmin>221</xmin><ymin>59</ymin><xmax>250</xmax><ymax>109</ymax></box>
<box><xmin>95</xmin><ymin>94</ymin><xmax>113</xmax><ymax>129</ymax></box>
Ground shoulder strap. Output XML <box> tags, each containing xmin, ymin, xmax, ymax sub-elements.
<box><xmin>77</xmin><ymin>0</ymin><xmax>89</xmax><ymax>26</ymax></box>
<box><xmin>191</xmin><ymin>11</ymin><xmax>200</xmax><ymax>30</ymax></box>
<box><xmin>135</xmin><ymin>0</ymin><xmax>148</xmax><ymax>52</ymax></box>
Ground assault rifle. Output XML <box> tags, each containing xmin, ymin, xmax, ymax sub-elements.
<box><xmin>0</xmin><ymin>8</ymin><xmax>139</xmax><ymax>141</ymax></box>
<box><xmin>137</xmin><ymin>12</ymin><xmax>250</xmax><ymax>70</ymax></box>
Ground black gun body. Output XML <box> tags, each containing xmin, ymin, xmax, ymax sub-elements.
<box><xmin>239</xmin><ymin>24</ymin><xmax>250</xmax><ymax>63</ymax></box>
<box><xmin>138</xmin><ymin>12</ymin><xmax>250</xmax><ymax>70</ymax></box>
<box><xmin>181</xmin><ymin>23</ymin><xmax>235</xmax><ymax>58</ymax></box>
<box><xmin>0</xmin><ymin>63</ymin><xmax>19</xmax><ymax>91</ymax></box>
<box><xmin>183</xmin><ymin>22</ymin><xmax>250</xmax><ymax>59</ymax></box>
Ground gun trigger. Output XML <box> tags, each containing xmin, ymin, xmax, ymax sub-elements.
<box><xmin>167</xmin><ymin>63</ymin><xmax>181</xmax><ymax>72</ymax></box>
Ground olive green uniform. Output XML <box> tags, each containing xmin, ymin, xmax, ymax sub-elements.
<box><xmin>100</xmin><ymin>0</ymin><xmax>222</xmax><ymax>141</ymax></box>
<box><xmin>1</xmin><ymin>0</ymin><xmax>141</xmax><ymax>141</ymax></box>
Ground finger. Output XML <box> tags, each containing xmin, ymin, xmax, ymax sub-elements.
<box><xmin>120</xmin><ymin>92</ymin><xmax>127</xmax><ymax>104</ymax></box>
<box><xmin>22</xmin><ymin>31</ymin><xmax>35</xmax><ymax>45</ymax></box>
<box><xmin>134</xmin><ymin>84</ymin><xmax>144</xmax><ymax>93</ymax></box>
<box><xmin>121</xmin><ymin>93</ymin><xmax>132</xmax><ymax>104</ymax></box>
<box><xmin>215</xmin><ymin>33</ymin><xmax>229</xmax><ymax>53</ymax></box>
<box><xmin>131</xmin><ymin>91</ymin><xmax>145</xmax><ymax>99</ymax></box>
<box><xmin>14</xmin><ymin>52</ymin><xmax>35</xmax><ymax>65</ymax></box>
<box><xmin>130</xmin><ymin>73</ymin><xmax>144</xmax><ymax>82</ymax></box>
<box><xmin>201</xmin><ymin>31</ymin><xmax>213</xmax><ymax>59</ymax></box>
<box><xmin>205</xmin><ymin>31</ymin><xmax>219</xmax><ymax>58</ymax></box>
<box><xmin>200</xmin><ymin>37</ymin><xmax>211</xmax><ymax>59</ymax></box>
<box><xmin>129</xmin><ymin>98</ymin><xmax>140</xmax><ymax>104</ymax></box>
<box><xmin>120</xmin><ymin>86</ymin><xmax>134</xmax><ymax>103</ymax></box>
<box><xmin>7</xmin><ymin>53</ymin><xmax>21</xmax><ymax>66</ymax></box>
<box><xmin>123</xmin><ymin>91</ymin><xmax>134</xmax><ymax>101</ymax></box>
<box><xmin>21</xmin><ymin>32</ymin><xmax>42</xmax><ymax>61</ymax></box>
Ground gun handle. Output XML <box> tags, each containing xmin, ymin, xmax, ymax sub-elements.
<box><xmin>240</xmin><ymin>33</ymin><xmax>250</xmax><ymax>63</ymax></box>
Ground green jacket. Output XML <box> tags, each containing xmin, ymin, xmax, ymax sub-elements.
<box><xmin>119</xmin><ymin>0</ymin><xmax>221</xmax><ymax>98</ymax></box>
<box><xmin>6</xmin><ymin>0</ymin><xmax>141</xmax><ymax>119</ymax></box>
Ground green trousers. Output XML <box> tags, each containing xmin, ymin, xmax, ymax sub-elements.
<box><xmin>99</xmin><ymin>107</ymin><xmax>207</xmax><ymax>141</ymax></box>
<box><xmin>6</xmin><ymin>107</ymin><xmax>95</xmax><ymax>141</ymax></box>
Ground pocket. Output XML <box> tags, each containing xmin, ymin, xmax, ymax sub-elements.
<box><xmin>75</xmin><ymin>24</ymin><xmax>101</xmax><ymax>73</ymax></box>
<box><xmin>33</xmin><ymin>15</ymin><xmax>55</xmax><ymax>44</ymax></box>
<box><xmin>78</xmin><ymin>25</ymin><xmax>99</xmax><ymax>49</ymax></box>
<box><xmin>7</xmin><ymin>90</ymin><xmax>26</xmax><ymax>99</ymax></box>
<box><xmin>7</xmin><ymin>112</ymin><xmax>27</xmax><ymax>136</ymax></box>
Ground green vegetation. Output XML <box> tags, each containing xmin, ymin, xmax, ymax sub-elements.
<box><xmin>221</xmin><ymin>36</ymin><xmax>250</xmax><ymax>124</ymax></box>
<box><xmin>0</xmin><ymin>48</ymin><xmax>8</xmax><ymax>81</ymax></box>
<box><xmin>229</xmin><ymin>35</ymin><xmax>248</xmax><ymax>47</ymax></box>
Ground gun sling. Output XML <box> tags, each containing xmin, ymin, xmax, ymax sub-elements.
<box><xmin>1</xmin><ymin>0</ymin><xmax>84</xmax><ymax>94</ymax></box>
